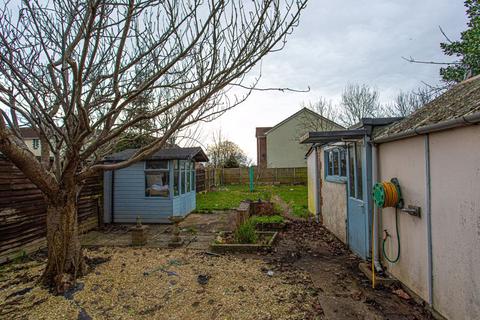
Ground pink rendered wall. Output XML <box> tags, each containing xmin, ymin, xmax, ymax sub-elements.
<box><xmin>378</xmin><ymin>135</ymin><xmax>429</xmax><ymax>301</ymax></box>
<box><xmin>429</xmin><ymin>125</ymin><xmax>480</xmax><ymax>320</ymax></box>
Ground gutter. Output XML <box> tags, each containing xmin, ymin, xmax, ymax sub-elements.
<box><xmin>374</xmin><ymin>111</ymin><xmax>480</xmax><ymax>144</ymax></box>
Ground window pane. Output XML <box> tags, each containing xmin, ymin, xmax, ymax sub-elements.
<box><xmin>186</xmin><ymin>169</ymin><xmax>191</xmax><ymax>192</ymax></box>
<box><xmin>145</xmin><ymin>171</ymin><xmax>169</xmax><ymax>197</ymax></box>
<box><xmin>146</xmin><ymin>160</ymin><xmax>168</xmax><ymax>170</ymax></box>
<box><xmin>355</xmin><ymin>143</ymin><xmax>363</xmax><ymax>200</ymax></box>
<box><xmin>348</xmin><ymin>144</ymin><xmax>355</xmax><ymax>197</ymax></box>
<box><xmin>333</xmin><ymin>150</ymin><xmax>339</xmax><ymax>176</ymax></box>
<box><xmin>327</xmin><ymin>151</ymin><xmax>333</xmax><ymax>176</ymax></box>
<box><xmin>191</xmin><ymin>162</ymin><xmax>196</xmax><ymax>190</ymax></box>
<box><xmin>174</xmin><ymin>170</ymin><xmax>179</xmax><ymax>196</ymax></box>
<box><xmin>340</xmin><ymin>149</ymin><xmax>347</xmax><ymax>177</ymax></box>
<box><xmin>192</xmin><ymin>170</ymin><xmax>196</xmax><ymax>190</ymax></box>
<box><xmin>180</xmin><ymin>161</ymin><xmax>185</xmax><ymax>194</ymax></box>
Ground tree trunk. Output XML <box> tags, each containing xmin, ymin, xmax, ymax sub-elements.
<box><xmin>43</xmin><ymin>191</ymin><xmax>85</xmax><ymax>294</ymax></box>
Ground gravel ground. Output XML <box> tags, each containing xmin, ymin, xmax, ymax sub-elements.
<box><xmin>0</xmin><ymin>248</ymin><xmax>318</xmax><ymax>320</ymax></box>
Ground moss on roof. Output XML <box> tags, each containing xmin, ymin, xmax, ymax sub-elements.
<box><xmin>375</xmin><ymin>75</ymin><xmax>480</xmax><ymax>140</ymax></box>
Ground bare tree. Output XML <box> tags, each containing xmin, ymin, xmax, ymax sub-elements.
<box><xmin>387</xmin><ymin>86</ymin><xmax>437</xmax><ymax>117</ymax></box>
<box><xmin>0</xmin><ymin>0</ymin><xmax>306</xmax><ymax>291</ymax></box>
<box><xmin>299</xmin><ymin>98</ymin><xmax>340</xmax><ymax>129</ymax></box>
<box><xmin>338</xmin><ymin>84</ymin><xmax>382</xmax><ymax>127</ymax></box>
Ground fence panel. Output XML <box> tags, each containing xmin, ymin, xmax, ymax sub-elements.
<box><xmin>195</xmin><ymin>166</ymin><xmax>307</xmax><ymax>189</ymax></box>
<box><xmin>0</xmin><ymin>156</ymin><xmax>102</xmax><ymax>262</ymax></box>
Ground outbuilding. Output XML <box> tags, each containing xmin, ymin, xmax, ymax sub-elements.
<box><xmin>302</xmin><ymin>118</ymin><xmax>400</xmax><ymax>258</ymax></box>
<box><xmin>102</xmin><ymin>147</ymin><xmax>208</xmax><ymax>223</ymax></box>
<box><xmin>302</xmin><ymin>75</ymin><xmax>480</xmax><ymax>320</ymax></box>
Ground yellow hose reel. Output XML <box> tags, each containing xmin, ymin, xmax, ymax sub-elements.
<box><xmin>373</xmin><ymin>178</ymin><xmax>403</xmax><ymax>208</ymax></box>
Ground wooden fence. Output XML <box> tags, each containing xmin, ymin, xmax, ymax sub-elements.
<box><xmin>195</xmin><ymin>166</ymin><xmax>307</xmax><ymax>191</ymax></box>
<box><xmin>195</xmin><ymin>166</ymin><xmax>215</xmax><ymax>192</ymax></box>
<box><xmin>0</xmin><ymin>156</ymin><xmax>102</xmax><ymax>263</ymax></box>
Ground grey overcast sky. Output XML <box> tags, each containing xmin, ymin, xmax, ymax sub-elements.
<box><xmin>198</xmin><ymin>0</ymin><xmax>468</xmax><ymax>163</ymax></box>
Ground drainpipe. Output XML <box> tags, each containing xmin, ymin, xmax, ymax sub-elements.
<box><xmin>424</xmin><ymin>134</ymin><xmax>433</xmax><ymax>306</ymax></box>
<box><xmin>371</xmin><ymin>143</ymin><xmax>382</xmax><ymax>271</ymax></box>
<box><xmin>315</xmin><ymin>145</ymin><xmax>322</xmax><ymax>223</ymax></box>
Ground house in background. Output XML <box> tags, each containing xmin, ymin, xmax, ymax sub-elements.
<box><xmin>18</xmin><ymin>128</ymin><xmax>42</xmax><ymax>157</ymax></box>
<box><xmin>302</xmin><ymin>75</ymin><xmax>480</xmax><ymax>320</ymax></box>
<box><xmin>103</xmin><ymin>147</ymin><xmax>209</xmax><ymax>223</ymax></box>
<box><xmin>256</xmin><ymin>108</ymin><xmax>342</xmax><ymax>168</ymax></box>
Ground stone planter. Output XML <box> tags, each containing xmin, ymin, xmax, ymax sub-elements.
<box><xmin>210</xmin><ymin>231</ymin><xmax>278</xmax><ymax>254</ymax></box>
<box><xmin>248</xmin><ymin>200</ymin><xmax>274</xmax><ymax>216</ymax></box>
<box><xmin>131</xmin><ymin>225</ymin><xmax>148</xmax><ymax>246</ymax></box>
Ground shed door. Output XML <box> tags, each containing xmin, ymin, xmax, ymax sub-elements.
<box><xmin>347</xmin><ymin>141</ymin><xmax>368</xmax><ymax>258</ymax></box>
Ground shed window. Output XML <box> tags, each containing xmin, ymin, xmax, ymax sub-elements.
<box><xmin>191</xmin><ymin>161</ymin><xmax>196</xmax><ymax>191</ymax></box>
<box><xmin>325</xmin><ymin>147</ymin><xmax>347</xmax><ymax>182</ymax></box>
<box><xmin>145</xmin><ymin>160</ymin><xmax>169</xmax><ymax>197</ymax></box>
<box><xmin>186</xmin><ymin>161</ymin><xmax>191</xmax><ymax>192</ymax></box>
<box><xmin>173</xmin><ymin>160</ymin><xmax>180</xmax><ymax>196</ymax></box>
<box><xmin>180</xmin><ymin>160</ymin><xmax>186</xmax><ymax>194</ymax></box>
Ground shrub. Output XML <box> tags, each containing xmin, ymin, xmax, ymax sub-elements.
<box><xmin>261</xmin><ymin>190</ymin><xmax>272</xmax><ymax>202</ymax></box>
<box><xmin>234</xmin><ymin>219</ymin><xmax>257</xmax><ymax>244</ymax></box>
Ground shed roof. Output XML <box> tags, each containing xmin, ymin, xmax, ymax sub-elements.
<box><xmin>104</xmin><ymin>147</ymin><xmax>209</xmax><ymax>162</ymax></box>
<box><xmin>374</xmin><ymin>75</ymin><xmax>480</xmax><ymax>142</ymax></box>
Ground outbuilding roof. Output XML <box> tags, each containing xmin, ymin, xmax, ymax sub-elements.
<box><xmin>374</xmin><ymin>75</ymin><xmax>480</xmax><ymax>142</ymax></box>
<box><xmin>104</xmin><ymin>147</ymin><xmax>209</xmax><ymax>162</ymax></box>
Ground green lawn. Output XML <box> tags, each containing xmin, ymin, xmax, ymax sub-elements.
<box><xmin>196</xmin><ymin>184</ymin><xmax>309</xmax><ymax>218</ymax></box>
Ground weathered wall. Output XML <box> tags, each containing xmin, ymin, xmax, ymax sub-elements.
<box><xmin>265</xmin><ymin>109</ymin><xmax>315</xmax><ymax>168</ymax></box>
<box><xmin>378</xmin><ymin>135</ymin><xmax>428</xmax><ymax>301</ymax></box>
<box><xmin>23</xmin><ymin>138</ymin><xmax>41</xmax><ymax>157</ymax></box>
<box><xmin>378</xmin><ymin>125</ymin><xmax>480</xmax><ymax>320</ymax></box>
<box><xmin>319</xmin><ymin>148</ymin><xmax>347</xmax><ymax>243</ymax></box>
<box><xmin>429</xmin><ymin>125</ymin><xmax>480</xmax><ymax>320</ymax></box>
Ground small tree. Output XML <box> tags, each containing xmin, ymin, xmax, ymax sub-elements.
<box><xmin>440</xmin><ymin>0</ymin><xmax>480</xmax><ymax>84</ymax></box>
<box><xmin>404</xmin><ymin>1</ymin><xmax>479</xmax><ymax>86</ymax></box>
<box><xmin>0</xmin><ymin>0</ymin><xmax>306</xmax><ymax>291</ymax></box>
<box><xmin>338</xmin><ymin>84</ymin><xmax>383</xmax><ymax>127</ymax></box>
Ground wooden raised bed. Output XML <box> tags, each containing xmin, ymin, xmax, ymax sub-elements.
<box><xmin>210</xmin><ymin>231</ymin><xmax>278</xmax><ymax>254</ymax></box>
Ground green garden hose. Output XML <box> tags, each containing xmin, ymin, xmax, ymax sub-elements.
<box><xmin>382</xmin><ymin>208</ymin><xmax>400</xmax><ymax>263</ymax></box>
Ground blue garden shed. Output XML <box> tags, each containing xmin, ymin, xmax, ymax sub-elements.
<box><xmin>102</xmin><ymin>147</ymin><xmax>209</xmax><ymax>223</ymax></box>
